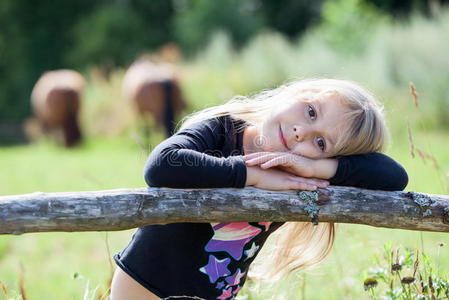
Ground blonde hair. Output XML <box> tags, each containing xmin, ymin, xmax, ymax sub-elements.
<box><xmin>177</xmin><ymin>78</ymin><xmax>388</xmax><ymax>280</ymax></box>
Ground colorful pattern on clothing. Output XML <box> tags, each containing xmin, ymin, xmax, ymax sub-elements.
<box><xmin>199</xmin><ymin>222</ymin><xmax>272</xmax><ymax>299</ymax></box>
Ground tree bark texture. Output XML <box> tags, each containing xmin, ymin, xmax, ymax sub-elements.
<box><xmin>0</xmin><ymin>186</ymin><xmax>448</xmax><ymax>235</ymax></box>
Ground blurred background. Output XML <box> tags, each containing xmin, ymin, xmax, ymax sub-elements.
<box><xmin>1</xmin><ymin>0</ymin><xmax>449</xmax><ymax>299</ymax></box>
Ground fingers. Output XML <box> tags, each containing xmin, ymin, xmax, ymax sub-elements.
<box><xmin>292</xmin><ymin>181</ymin><xmax>318</xmax><ymax>191</ymax></box>
<box><xmin>260</xmin><ymin>156</ymin><xmax>291</xmax><ymax>169</ymax></box>
<box><xmin>244</xmin><ymin>152</ymin><xmax>284</xmax><ymax>162</ymax></box>
<box><xmin>301</xmin><ymin>177</ymin><xmax>329</xmax><ymax>188</ymax></box>
<box><xmin>245</xmin><ymin>152</ymin><xmax>306</xmax><ymax>168</ymax></box>
<box><xmin>286</xmin><ymin>179</ymin><xmax>321</xmax><ymax>191</ymax></box>
<box><xmin>243</xmin><ymin>152</ymin><xmax>272</xmax><ymax>160</ymax></box>
<box><xmin>254</xmin><ymin>169</ymin><xmax>329</xmax><ymax>191</ymax></box>
<box><xmin>297</xmin><ymin>176</ymin><xmax>328</xmax><ymax>186</ymax></box>
<box><xmin>245</xmin><ymin>153</ymin><xmax>287</xmax><ymax>167</ymax></box>
<box><xmin>290</xmin><ymin>176</ymin><xmax>325</xmax><ymax>189</ymax></box>
<box><xmin>245</xmin><ymin>152</ymin><xmax>295</xmax><ymax>169</ymax></box>
<box><xmin>260</xmin><ymin>179</ymin><xmax>319</xmax><ymax>191</ymax></box>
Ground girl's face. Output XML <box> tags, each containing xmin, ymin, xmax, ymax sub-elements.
<box><xmin>259</xmin><ymin>92</ymin><xmax>350</xmax><ymax>159</ymax></box>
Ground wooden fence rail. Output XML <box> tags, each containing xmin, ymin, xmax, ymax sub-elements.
<box><xmin>0</xmin><ymin>186</ymin><xmax>448</xmax><ymax>235</ymax></box>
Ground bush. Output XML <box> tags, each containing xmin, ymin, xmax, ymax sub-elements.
<box><xmin>363</xmin><ymin>243</ymin><xmax>449</xmax><ymax>299</ymax></box>
<box><xmin>67</xmin><ymin>5</ymin><xmax>147</xmax><ymax>72</ymax></box>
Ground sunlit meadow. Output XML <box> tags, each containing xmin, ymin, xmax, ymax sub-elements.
<box><xmin>1</xmin><ymin>6</ymin><xmax>449</xmax><ymax>300</ymax></box>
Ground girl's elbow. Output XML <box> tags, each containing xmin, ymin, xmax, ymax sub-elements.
<box><xmin>396</xmin><ymin>168</ymin><xmax>409</xmax><ymax>191</ymax></box>
<box><xmin>143</xmin><ymin>161</ymin><xmax>168</xmax><ymax>187</ymax></box>
<box><xmin>143</xmin><ymin>149</ymin><xmax>178</xmax><ymax>187</ymax></box>
<box><xmin>386</xmin><ymin>166</ymin><xmax>408</xmax><ymax>191</ymax></box>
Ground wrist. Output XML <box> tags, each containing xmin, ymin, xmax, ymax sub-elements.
<box><xmin>245</xmin><ymin>166</ymin><xmax>260</xmax><ymax>186</ymax></box>
<box><xmin>312</xmin><ymin>158</ymin><xmax>338</xmax><ymax>179</ymax></box>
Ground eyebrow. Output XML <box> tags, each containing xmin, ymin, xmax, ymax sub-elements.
<box><xmin>315</xmin><ymin>101</ymin><xmax>336</xmax><ymax>152</ymax></box>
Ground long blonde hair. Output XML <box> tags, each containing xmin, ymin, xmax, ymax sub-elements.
<box><xmin>177</xmin><ymin>78</ymin><xmax>388</xmax><ymax>280</ymax></box>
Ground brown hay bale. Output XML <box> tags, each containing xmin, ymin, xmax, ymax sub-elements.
<box><xmin>31</xmin><ymin>69</ymin><xmax>85</xmax><ymax>147</ymax></box>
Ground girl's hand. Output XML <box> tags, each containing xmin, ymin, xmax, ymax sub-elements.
<box><xmin>246</xmin><ymin>166</ymin><xmax>328</xmax><ymax>191</ymax></box>
<box><xmin>244</xmin><ymin>152</ymin><xmax>316</xmax><ymax>178</ymax></box>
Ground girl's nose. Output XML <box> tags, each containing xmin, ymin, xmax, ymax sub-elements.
<box><xmin>293</xmin><ymin>125</ymin><xmax>307</xmax><ymax>142</ymax></box>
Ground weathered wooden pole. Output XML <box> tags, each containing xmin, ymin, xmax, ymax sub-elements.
<box><xmin>0</xmin><ymin>186</ymin><xmax>448</xmax><ymax>235</ymax></box>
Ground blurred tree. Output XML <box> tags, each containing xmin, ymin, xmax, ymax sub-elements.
<box><xmin>370</xmin><ymin>0</ymin><xmax>449</xmax><ymax>16</ymax></box>
<box><xmin>317</xmin><ymin>0</ymin><xmax>389</xmax><ymax>54</ymax></box>
<box><xmin>258</xmin><ymin>0</ymin><xmax>325</xmax><ymax>38</ymax></box>
<box><xmin>0</xmin><ymin>0</ymin><xmax>97</xmax><ymax>121</ymax></box>
<box><xmin>128</xmin><ymin>0</ymin><xmax>176</xmax><ymax>49</ymax></box>
<box><xmin>68</xmin><ymin>0</ymin><xmax>177</xmax><ymax>72</ymax></box>
<box><xmin>172</xmin><ymin>0</ymin><xmax>264</xmax><ymax>54</ymax></box>
<box><xmin>67</xmin><ymin>5</ymin><xmax>146</xmax><ymax>73</ymax></box>
<box><xmin>371</xmin><ymin>0</ymin><xmax>417</xmax><ymax>15</ymax></box>
<box><xmin>0</xmin><ymin>0</ymin><xmax>176</xmax><ymax>122</ymax></box>
<box><xmin>0</xmin><ymin>1</ymin><xmax>28</xmax><ymax>120</ymax></box>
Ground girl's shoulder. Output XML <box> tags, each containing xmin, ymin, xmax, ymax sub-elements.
<box><xmin>178</xmin><ymin>115</ymin><xmax>246</xmax><ymax>136</ymax></box>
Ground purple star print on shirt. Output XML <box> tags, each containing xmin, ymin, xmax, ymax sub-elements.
<box><xmin>199</xmin><ymin>254</ymin><xmax>231</xmax><ymax>283</ymax></box>
<box><xmin>216</xmin><ymin>281</ymin><xmax>225</xmax><ymax>289</ymax></box>
<box><xmin>217</xmin><ymin>286</ymin><xmax>233</xmax><ymax>300</ymax></box>
<box><xmin>233</xmin><ymin>285</ymin><xmax>241</xmax><ymax>296</ymax></box>
<box><xmin>205</xmin><ymin>223</ymin><xmax>262</xmax><ymax>260</ymax></box>
<box><xmin>244</xmin><ymin>242</ymin><xmax>259</xmax><ymax>260</ymax></box>
<box><xmin>225</xmin><ymin>268</ymin><xmax>246</xmax><ymax>286</ymax></box>
<box><xmin>200</xmin><ymin>222</ymin><xmax>270</xmax><ymax>298</ymax></box>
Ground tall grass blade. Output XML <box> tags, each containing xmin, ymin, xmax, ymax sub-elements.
<box><xmin>0</xmin><ymin>280</ymin><xmax>9</xmax><ymax>300</ymax></box>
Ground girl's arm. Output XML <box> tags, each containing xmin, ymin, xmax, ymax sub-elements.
<box><xmin>144</xmin><ymin>117</ymin><xmax>247</xmax><ymax>189</ymax></box>
<box><xmin>245</xmin><ymin>152</ymin><xmax>408</xmax><ymax>191</ymax></box>
<box><xmin>329</xmin><ymin>153</ymin><xmax>408</xmax><ymax>191</ymax></box>
<box><xmin>292</xmin><ymin>153</ymin><xmax>409</xmax><ymax>191</ymax></box>
<box><xmin>246</xmin><ymin>165</ymin><xmax>328</xmax><ymax>191</ymax></box>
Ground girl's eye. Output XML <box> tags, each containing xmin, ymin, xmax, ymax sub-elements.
<box><xmin>316</xmin><ymin>137</ymin><xmax>326</xmax><ymax>152</ymax></box>
<box><xmin>307</xmin><ymin>105</ymin><xmax>316</xmax><ymax>120</ymax></box>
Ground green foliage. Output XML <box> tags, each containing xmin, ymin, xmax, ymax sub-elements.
<box><xmin>370</xmin><ymin>0</ymin><xmax>426</xmax><ymax>16</ymax></box>
<box><xmin>258</xmin><ymin>0</ymin><xmax>325</xmax><ymax>37</ymax></box>
<box><xmin>0</xmin><ymin>0</ymin><xmax>175</xmax><ymax>122</ymax></box>
<box><xmin>80</xmin><ymin>70</ymin><xmax>136</xmax><ymax>138</ymax></box>
<box><xmin>363</xmin><ymin>243</ymin><xmax>449</xmax><ymax>299</ymax></box>
<box><xmin>2</xmin><ymin>0</ymin><xmax>447</xmax><ymax>123</ymax></box>
<box><xmin>127</xmin><ymin>0</ymin><xmax>176</xmax><ymax>49</ymax></box>
<box><xmin>0</xmin><ymin>0</ymin><xmax>97</xmax><ymax>120</ymax></box>
<box><xmin>43</xmin><ymin>5</ymin><xmax>449</xmax><ymax>141</ymax></box>
<box><xmin>172</xmin><ymin>0</ymin><xmax>327</xmax><ymax>54</ymax></box>
<box><xmin>172</xmin><ymin>0</ymin><xmax>264</xmax><ymax>54</ymax></box>
<box><xmin>374</xmin><ymin>12</ymin><xmax>449</xmax><ymax>128</ymax></box>
<box><xmin>67</xmin><ymin>5</ymin><xmax>146</xmax><ymax>71</ymax></box>
<box><xmin>317</xmin><ymin>0</ymin><xmax>390</xmax><ymax>54</ymax></box>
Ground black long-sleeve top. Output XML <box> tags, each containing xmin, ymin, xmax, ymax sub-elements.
<box><xmin>115</xmin><ymin>115</ymin><xmax>408</xmax><ymax>300</ymax></box>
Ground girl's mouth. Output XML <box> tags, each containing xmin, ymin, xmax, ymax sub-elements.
<box><xmin>279</xmin><ymin>125</ymin><xmax>289</xmax><ymax>150</ymax></box>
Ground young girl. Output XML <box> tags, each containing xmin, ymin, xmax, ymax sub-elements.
<box><xmin>111</xmin><ymin>78</ymin><xmax>408</xmax><ymax>300</ymax></box>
